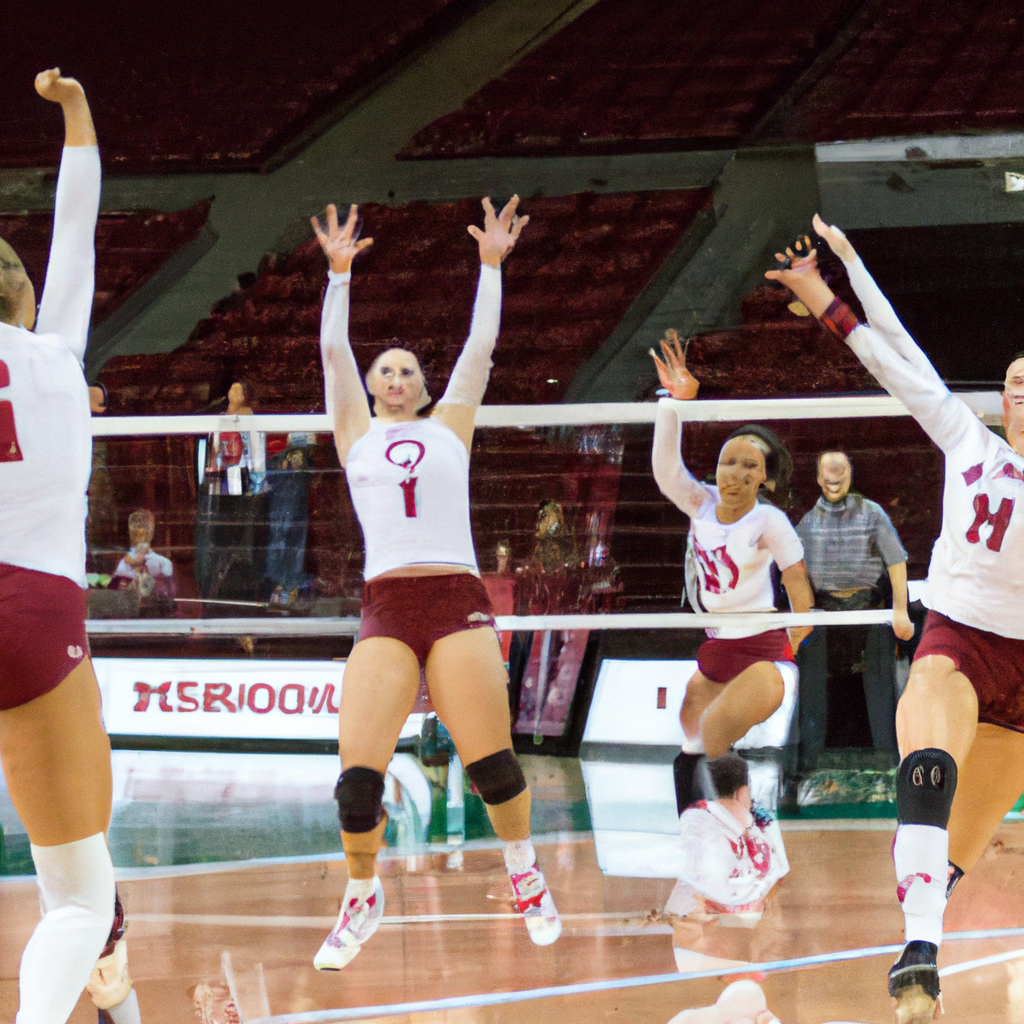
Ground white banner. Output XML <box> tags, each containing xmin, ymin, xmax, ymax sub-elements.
<box><xmin>94</xmin><ymin>658</ymin><xmax>353</xmax><ymax>741</ymax></box>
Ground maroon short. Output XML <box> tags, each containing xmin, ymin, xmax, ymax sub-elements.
<box><xmin>0</xmin><ymin>563</ymin><xmax>90</xmax><ymax>711</ymax></box>
<box><xmin>915</xmin><ymin>611</ymin><xmax>1024</xmax><ymax>732</ymax></box>
<box><xmin>359</xmin><ymin>573</ymin><xmax>496</xmax><ymax>666</ymax></box>
<box><xmin>697</xmin><ymin>629</ymin><xmax>793</xmax><ymax>684</ymax></box>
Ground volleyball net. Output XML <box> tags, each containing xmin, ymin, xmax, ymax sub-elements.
<box><xmin>85</xmin><ymin>392</ymin><xmax>983</xmax><ymax>637</ymax></box>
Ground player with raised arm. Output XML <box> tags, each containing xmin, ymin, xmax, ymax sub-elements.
<box><xmin>311</xmin><ymin>197</ymin><xmax>561</xmax><ymax>970</ymax></box>
<box><xmin>0</xmin><ymin>70</ymin><xmax>117</xmax><ymax>1024</ymax></box>
<box><xmin>651</xmin><ymin>333</ymin><xmax>814</xmax><ymax>811</ymax></box>
<box><xmin>768</xmin><ymin>215</ymin><xmax>1024</xmax><ymax>1023</ymax></box>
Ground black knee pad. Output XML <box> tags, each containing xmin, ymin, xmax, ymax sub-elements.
<box><xmin>896</xmin><ymin>748</ymin><xmax>957</xmax><ymax>828</ymax></box>
<box><xmin>334</xmin><ymin>767</ymin><xmax>385</xmax><ymax>833</ymax></box>
<box><xmin>465</xmin><ymin>749</ymin><xmax>526</xmax><ymax>805</ymax></box>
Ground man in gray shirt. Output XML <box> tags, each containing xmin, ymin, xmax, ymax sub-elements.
<box><xmin>795</xmin><ymin>451</ymin><xmax>914</xmax><ymax>772</ymax></box>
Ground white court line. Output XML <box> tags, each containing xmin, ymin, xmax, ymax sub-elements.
<box><xmin>126</xmin><ymin>911</ymin><xmax>658</xmax><ymax>928</ymax></box>
<box><xmin>939</xmin><ymin>945</ymin><xmax>1024</xmax><ymax>977</ymax></box>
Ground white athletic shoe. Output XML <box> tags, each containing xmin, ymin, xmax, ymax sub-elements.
<box><xmin>314</xmin><ymin>876</ymin><xmax>385</xmax><ymax>970</ymax></box>
<box><xmin>509</xmin><ymin>864</ymin><xmax>561</xmax><ymax>946</ymax></box>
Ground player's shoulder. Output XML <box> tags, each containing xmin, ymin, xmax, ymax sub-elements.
<box><xmin>756</xmin><ymin>501</ymin><xmax>798</xmax><ymax>531</ymax></box>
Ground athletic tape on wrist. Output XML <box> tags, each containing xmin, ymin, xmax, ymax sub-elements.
<box><xmin>820</xmin><ymin>297</ymin><xmax>860</xmax><ymax>339</ymax></box>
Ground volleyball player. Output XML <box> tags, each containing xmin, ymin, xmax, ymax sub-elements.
<box><xmin>310</xmin><ymin>197</ymin><xmax>561</xmax><ymax>970</ymax></box>
<box><xmin>769</xmin><ymin>215</ymin><xmax>1024</xmax><ymax>1022</ymax></box>
<box><xmin>651</xmin><ymin>334</ymin><xmax>814</xmax><ymax>811</ymax></box>
<box><xmin>0</xmin><ymin>70</ymin><xmax>116</xmax><ymax>1024</ymax></box>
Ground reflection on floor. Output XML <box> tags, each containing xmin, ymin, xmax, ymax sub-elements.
<box><xmin>3</xmin><ymin>749</ymin><xmax>1024</xmax><ymax>1023</ymax></box>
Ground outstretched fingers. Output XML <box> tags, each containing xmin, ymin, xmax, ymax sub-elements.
<box><xmin>496</xmin><ymin>194</ymin><xmax>520</xmax><ymax>228</ymax></box>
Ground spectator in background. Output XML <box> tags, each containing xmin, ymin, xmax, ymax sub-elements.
<box><xmin>795</xmin><ymin>451</ymin><xmax>914</xmax><ymax>772</ymax></box>
<box><xmin>204</xmin><ymin>380</ymin><xmax>264</xmax><ymax>495</ymax></box>
<box><xmin>264</xmin><ymin>436</ymin><xmax>313</xmax><ymax>604</ymax></box>
<box><xmin>111</xmin><ymin>509</ymin><xmax>175</xmax><ymax>610</ymax></box>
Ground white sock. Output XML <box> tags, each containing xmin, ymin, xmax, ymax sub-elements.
<box><xmin>893</xmin><ymin>823</ymin><xmax>949</xmax><ymax>947</ymax></box>
<box><xmin>107</xmin><ymin>989</ymin><xmax>142</xmax><ymax>1024</ymax></box>
<box><xmin>17</xmin><ymin>833</ymin><xmax>115</xmax><ymax>1024</ymax></box>
<box><xmin>503</xmin><ymin>838</ymin><xmax>536</xmax><ymax>874</ymax></box>
<box><xmin>680</xmin><ymin>733</ymin><xmax>705</xmax><ymax>755</ymax></box>
<box><xmin>344</xmin><ymin>876</ymin><xmax>375</xmax><ymax>901</ymax></box>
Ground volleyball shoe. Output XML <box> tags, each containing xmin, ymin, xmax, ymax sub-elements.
<box><xmin>888</xmin><ymin>940</ymin><xmax>941</xmax><ymax>1023</ymax></box>
<box><xmin>314</xmin><ymin>875</ymin><xmax>385</xmax><ymax>970</ymax></box>
<box><xmin>508</xmin><ymin>862</ymin><xmax>561</xmax><ymax>946</ymax></box>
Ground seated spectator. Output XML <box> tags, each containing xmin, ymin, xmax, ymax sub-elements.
<box><xmin>112</xmin><ymin>509</ymin><xmax>175</xmax><ymax>605</ymax></box>
<box><xmin>795</xmin><ymin>451</ymin><xmax>914</xmax><ymax>771</ymax></box>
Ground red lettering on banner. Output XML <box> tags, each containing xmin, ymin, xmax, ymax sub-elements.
<box><xmin>133</xmin><ymin>681</ymin><xmax>172</xmax><ymax>712</ymax></box>
<box><xmin>203</xmin><ymin>684</ymin><xmax>236</xmax><ymax>713</ymax></box>
<box><xmin>309</xmin><ymin>684</ymin><xmax>340</xmax><ymax>714</ymax></box>
<box><xmin>279</xmin><ymin>684</ymin><xmax>305</xmax><ymax>714</ymax></box>
<box><xmin>176</xmin><ymin>682</ymin><xmax>199</xmax><ymax>712</ymax></box>
<box><xmin>247</xmin><ymin>683</ymin><xmax>275</xmax><ymax>714</ymax></box>
<box><xmin>237</xmin><ymin>684</ymin><xmax>246</xmax><ymax>711</ymax></box>
<box><xmin>966</xmin><ymin>493</ymin><xmax>1014</xmax><ymax>552</ymax></box>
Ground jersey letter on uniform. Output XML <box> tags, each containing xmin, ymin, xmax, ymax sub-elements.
<box><xmin>386</xmin><ymin>439</ymin><xmax>425</xmax><ymax>519</ymax></box>
<box><xmin>966</xmin><ymin>494</ymin><xmax>1014</xmax><ymax>552</ymax></box>
<box><xmin>0</xmin><ymin>360</ymin><xmax>24</xmax><ymax>463</ymax></box>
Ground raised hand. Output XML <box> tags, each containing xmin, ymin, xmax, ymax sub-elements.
<box><xmin>764</xmin><ymin>234</ymin><xmax>834</xmax><ymax>319</ymax></box>
<box><xmin>34</xmin><ymin>68</ymin><xmax>85</xmax><ymax>105</ymax></box>
<box><xmin>811</xmin><ymin>213</ymin><xmax>857</xmax><ymax>263</ymax></box>
<box><xmin>467</xmin><ymin>196</ymin><xmax>528</xmax><ymax>268</ymax></box>
<box><xmin>311</xmin><ymin>204</ymin><xmax>373</xmax><ymax>275</ymax></box>
<box><xmin>650</xmin><ymin>329</ymin><xmax>699</xmax><ymax>400</ymax></box>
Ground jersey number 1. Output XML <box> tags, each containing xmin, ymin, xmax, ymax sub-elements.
<box><xmin>0</xmin><ymin>360</ymin><xmax>24</xmax><ymax>463</ymax></box>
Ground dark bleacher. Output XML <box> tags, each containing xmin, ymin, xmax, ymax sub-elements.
<box><xmin>2</xmin><ymin>0</ymin><xmax>470</xmax><ymax>172</ymax></box>
<box><xmin>399</xmin><ymin>0</ymin><xmax>859</xmax><ymax>159</ymax></box>
<box><xmin>98</xmin><ymin>189</ymin><xmax>713</xmax><ymax>413</ymax></box>
<box><xmin>0</xmin><ymin>200</ymin><xmax>210</xmax><ymax>330</ymax></box>
<box><xmin>767</xmin><ymin>0</ymin><xmax>1024</xmax><ymax>142</ymax></box>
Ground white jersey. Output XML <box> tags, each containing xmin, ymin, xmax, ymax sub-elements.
<box><xmin>845</xmin><ymin>258</ymin><xmax>1024</xmax><ymax>639</ymax></box>
<box><xmin>685</xmin><ymin>489</ymin><xmax>804</xmax><ymax>639</ymax></box>
<box><xmin>0</xmin><ymin>147</ymin><xmax>100</xmax><ymax>587</ymax></box>
<box><xmin>346</xmin><ymin>416</ymin><xmax>479</xmax><ymax>579</ymax></box>
<box><xmin>677</xmin><ymin>800</ymin><xmax>789</xmax><ymax>911</ymax></box>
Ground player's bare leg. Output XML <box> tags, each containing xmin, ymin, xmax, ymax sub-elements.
<box><xmin>0</xmin><ymin>656</ymin><xmax>115</xmax><ymax>1024</ymax></box>
<box><xmin>674</xmin><ymin>663</ymin><xmax>784</xmax><ymax>812</ymax></box>
<box><xmin>428</xmin><ymin>627</ymin><xmax>561</xmax><ymax>945</ymax></box>
<box><xmin>889</xmin><ymin>655</ymin><xmax>977</xmax><ymax>1023</ymax></box>
<box><xmin>315</xmin><ymin>638</ymin><xmax>419</xmax><ymax>971</ymax></box>
<box><xmin>947</xmin><ymin>724</ymin><xmax>1024</xmax><ymax>872</ymax></box>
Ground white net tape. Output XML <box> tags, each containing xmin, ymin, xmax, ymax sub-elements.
<box><xmin>90</xmin><ymin>391</ymin><xmax>1003</xmax><ymax>436</ymax></box>
<box><xmin>86</xmin><ymin>609</ymin><xmax>896</xmax><ymax>636</ymax></box>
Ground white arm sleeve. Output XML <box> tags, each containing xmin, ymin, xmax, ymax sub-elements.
<box><xmin>651</xmin><ymin>399</ymin><xmax>714</xmax><ymax>517</ymax></box>
<box><xmin>36</xmin><ymin>146</ymin><xmax>101</xmax><ymax>363</ymax></box>
<box><xmin>320</xmin><ymin>270</ymin><xmax>364</xmax><ymax>424</ymax></box>
<box><xmin>439</xmin><ymin>263</ymin><xmax>502</xmax><ymax>407</ymax></box>
<box><xmin>842</xmin><ymin>258</ymin><xmax>981</xmax><ymax>454</ymax></box>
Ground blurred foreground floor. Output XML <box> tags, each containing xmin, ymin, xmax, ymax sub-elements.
<box><xmin>3</xmin><ymin>751</ymin><xmax>1024</xmax><ymax>1023</ymax></box>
